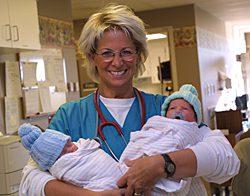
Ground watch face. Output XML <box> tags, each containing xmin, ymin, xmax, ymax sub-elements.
<box><xmin>167</xmin><ymin>163</ymin><xmax>175</xmax><ymax>174</ymax></box>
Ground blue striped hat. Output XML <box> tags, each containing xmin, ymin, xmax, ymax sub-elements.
<box><xmin>18</xmin><ymin>123</ymin><xmax>70</xmax><ymax>171</ymax></box>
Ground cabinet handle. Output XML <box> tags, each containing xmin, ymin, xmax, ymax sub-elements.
<box><xmin>5</xmin><ymin>24</ymin><xmax>12</xmax><ymax>41</ymax></box>
<box><xmin>12</xmin><ymin>25</ymin><xmax>19</xmax><ymax>42</ymax></box>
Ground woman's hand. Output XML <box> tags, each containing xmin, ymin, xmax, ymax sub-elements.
<box><xmin>45</xmin><ymin>179</ymin><xmax>124</xmax><ymax>196</ymax></box>
<box><xmin>117</xmin><ymin>155</ymin><xmax>165</xmax><ymax>196</ymax></box>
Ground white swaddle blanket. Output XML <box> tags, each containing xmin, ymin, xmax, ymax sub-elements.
<box><xmin>120</xmin><ymin>116</ymin><xmax>204</xmax><ymax>195</ymax></box>
<box><xmin>50</xmin><ymin>139</ymin><xmax>128</xmax><ymax>191</ymax></box>
<box><xmin>50</xmin><ymin>116</ymin><xmax>204</xmax><ymax>195</ymax></box>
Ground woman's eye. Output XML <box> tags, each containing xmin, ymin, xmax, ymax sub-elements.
<box><xmin>121</xmin><ymin>50</ymin><xmax>133</xmax><ymax>56</ymax></box>
<box><xmin>102</xmin><ymin>51</ymin><xmax>113</xmax><ymax>57</ymax></box>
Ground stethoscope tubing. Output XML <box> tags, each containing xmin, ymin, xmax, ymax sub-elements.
<box><xmin>93</xmin><ymin>88</ymin><xmax>146</xmax><ymax>161</ymax></box>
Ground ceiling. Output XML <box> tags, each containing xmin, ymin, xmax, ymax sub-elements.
<box><xmin>71</xmin><ymin>0</ymin><xmax>250</xmax><ymax>26</ymax></box>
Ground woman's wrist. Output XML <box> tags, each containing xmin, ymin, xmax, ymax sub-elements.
<box><xmin>168</xmin><ymin>149</ymin><xmax>197</xmax><ymax>178</ymax></box>
<box><xmin>160</xmin><ymin>153</ymin><xmax>176</xmax><ymax>177</ymax></box>
<box><xmin>154</xmin><ymin>155</ymin><xmax>166</xmax><ymax>178</ymax></box>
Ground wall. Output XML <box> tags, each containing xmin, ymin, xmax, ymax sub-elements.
<box><xmin>73</xmin><ymin>19</ymin><xmax>87</xmax><ymax>40</ymax></box>
<box><xmin>136</xmin><ymin>5</ymin><xmax>195</xmax><ymax>28</ymax></box>
<box><xmin>73</xmin><ymin>4</ymin><xmax>196</xmax><ymax>39</ymax></box>
<box><xmin>37</xmin><ymin>0</ymin><xmax>80</xmax><ymax>102</ymax></box>
<box><xmin>136</xmin><ymin>5</ymin><xmax>202</xmax><ymax>111</ymax></box>
<box><xmin>137</xmin><ymin>5</ymin><xmax>234</xmax><ymax>126</ymax></box>
<box><xmin>0</xmin><ymin>0</ymin><xmax>79</xmax><ymax>131</ymax></box>
<box><xmin>195</xmin><ymin>5</ymin><xmax>235</xmax><ymax>127</ymax></box>
<box><xmin>246</xmin><ymin>33</ymin><xmax>250</xmax><ymax>52</ymax></box>
<box><xmin>38</xmin><ymin>0</ymin><xmax>79</xmax><ymax>128</ymax></box>
<box><xmin>37</xmin><ymin>0</ymin><xmax>72</xmax><ymax>22</ymax></box>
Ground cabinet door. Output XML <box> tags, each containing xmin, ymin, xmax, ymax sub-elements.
<box><xmin>8</xmin><ymin>0</ymin><xmax>41</xmax><ymax>50</ymax></box>
<box><xmin>0</xmin><ymin>0</ymin><xmax>12</xmax><ymax>48</ymax></box>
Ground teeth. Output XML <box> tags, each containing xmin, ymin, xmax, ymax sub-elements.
<box><xmin>110</xmin><ymin>70</ymin><xmax>125</xmax><ymax>75</ymax></box>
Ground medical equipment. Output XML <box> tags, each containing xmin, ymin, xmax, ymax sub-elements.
<box><xmin>93</xmin><ymin>88</ymin><xmax>146</xmax><ymax>161</ymax></box>
<box><xmin>0</xmin><ymin>135</ymin><xmax>29</xmax><ymax>195</ymax></box>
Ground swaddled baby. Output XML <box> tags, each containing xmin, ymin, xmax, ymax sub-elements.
<box><xmin>18</xmin><ymin>124</ymin><xmax>126</xmax><ymax>191</ymax></box>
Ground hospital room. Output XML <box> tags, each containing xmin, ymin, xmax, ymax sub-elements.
<box><xmin>0</xmin><ymin>0</ymin><xmax>250</xmax><ymax>195</ymax></box>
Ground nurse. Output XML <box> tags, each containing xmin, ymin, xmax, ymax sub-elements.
<box><xmin>19</xmin><ymin>3</ymin><xmax>240</xmax><ymax>196</ymax></box>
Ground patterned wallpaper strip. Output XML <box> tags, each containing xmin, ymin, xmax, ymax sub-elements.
<box><xmin>196</xmin><ymin>27</ymin><xmax>230</xmax><ymax>52</ymax></box>
<box><xmin>174</xmin><ymin>26</ymin><xmax>197</xmax><ymax>48</ymax></box>
<box><xmin>39</xmin><ymin>16</ymin><xmax>75</xmax><ymax>48</ymax></box>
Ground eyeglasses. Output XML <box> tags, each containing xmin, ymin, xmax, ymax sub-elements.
<box><xmin>95</xmin><ymin>48</ymin><xmax>138</xmax><ymax>62</ymax></box>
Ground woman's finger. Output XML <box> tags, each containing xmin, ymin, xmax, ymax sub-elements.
<box><xmin>117</xmin><ymin>173</ymin><xmax>128</xmax><ymax>188</ymax></box>
<box><xmin>125</xmin><ymin>180</ymin><xmax>135</xmax><ymax>196</ymax></box>
<box><xmin>133</xmin><ymin>186</ymin><xmax>143</xmax><ymax>196</ymax></box>
<box><xmin>124</xmin><ymin>159</ymin><xmax>135</xmax><ymax>167</ymax></box>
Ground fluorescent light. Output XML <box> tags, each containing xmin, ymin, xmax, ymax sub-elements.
<box><xmin>146</xmin><ymin>33</ymin><xmax>167</xmax><ymax>40</ymax></box>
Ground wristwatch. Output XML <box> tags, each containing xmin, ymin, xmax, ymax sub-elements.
<box><xmin>161</xmin><ymin>153</ymin><xmax>176</xmax><ymax>177</ymax></box>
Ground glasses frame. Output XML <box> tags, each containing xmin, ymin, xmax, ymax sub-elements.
<box><xmin>94</xmin><ymin>48</ymin><xmax>138</xmax><ymax>63</ymax></box>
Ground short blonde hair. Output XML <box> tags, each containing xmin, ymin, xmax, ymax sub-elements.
<box><xmin>78</xmin><ymin>4</ymin><xmax>148</xmax><ymax>83</ymax></box>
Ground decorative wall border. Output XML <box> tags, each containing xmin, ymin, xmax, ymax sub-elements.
<box><xmin>39</xmin><ymin>16</ymin><xmax>75</xmax><ymax>48</ymax></box>
<box><xmin>174</xmin><ymin>26</ymin><xmax>197</xmax><ymax>48</ymax></box>
<box><xmin>196</xmin><ymin>27</ymin><xmax>230</xmax><ymax>52</ymax></box>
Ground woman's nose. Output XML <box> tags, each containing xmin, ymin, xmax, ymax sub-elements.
<box><xmin>111</xmin><ymin>53</ymin><xmax>123</xmax><ymax>66</ymax></box>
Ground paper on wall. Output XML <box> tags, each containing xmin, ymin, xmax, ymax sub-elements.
<box><xmin>5</xmin><ymin>97</ymin><xmax>20</xmax><ymax>134</ymax></box>
<box><xmin>44</xmin><ymin>56</ymin><xmax>67</xmax><ymax>91</ymax></box>
<box><xmin>5</xmin><ymin>61</ymin><xmax>22</xmax><ymax>97</ymax></box>
<box><xmin>38</xmin><ymin>83</ymin><xmax>52</xmax><ymax>113</ymax></box>
<box><xmin>22</xmin><ymin>62</ymin><xmax>38</xmax><ymax>87</ymax></box>
<box><xmin>22</xmin><ymin>88</ymin><xmax>42</xmax><ymax>117</ymax></box>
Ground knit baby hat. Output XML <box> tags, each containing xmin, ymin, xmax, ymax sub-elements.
<box><xmin>161</xmin><ymin>84</ymin><xmax>202</xmax><ymax>125</ymax></box>
<box><xmin>18</xmin><ymin>123</ymin><xmax>70</xmax><ymax>171</ymax></box>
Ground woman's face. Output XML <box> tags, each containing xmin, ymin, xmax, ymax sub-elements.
<box><xmin>92</xmin><ymin>30</ymin><xmax>138</xmax><ymax>92</ymax></box>
<box><xmin>166</xmin><ymin>99</ymin><xmax>197</xmax><ymax>122</ymax></box>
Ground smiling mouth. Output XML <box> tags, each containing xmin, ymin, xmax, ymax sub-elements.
<box><xmin>109</xmin><ymin>70</ymin><xmax>127</xmax><ymax>76</ymax></box>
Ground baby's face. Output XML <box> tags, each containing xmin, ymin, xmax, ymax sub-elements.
<box><xmin>166</xmin><ymin>99</ymin><xmax>196</xmax><ymax>122</ymax></box>
<box><xmin>60</xmin><ymin>140</ymin><xmax>78</xmax><ymax>156</ymax></box>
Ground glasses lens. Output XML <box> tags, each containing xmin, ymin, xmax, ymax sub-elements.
<box><xmin>96</xmin><ymin>48</ymin><xmax>137</xmax><ymax>62</ymax></box>
<box><xmin>121</xmin><ymin>49</ymin><xmax>137</xmax><ymax>61</ymax></box>
<box><xmin>98</xmin><ymin>51</ymin><xmax>113</xmax><ymax>62</ymax></box>
<box><xmin>101</xmin><ymin>51</ymin><xmax>114</xmax><ymax>58</ymax></box>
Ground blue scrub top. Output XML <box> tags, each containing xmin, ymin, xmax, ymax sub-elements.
<box><xmin>48</xmin><ymin>91</ymin><xmax>165</xmax><ymax>159</ymax></box>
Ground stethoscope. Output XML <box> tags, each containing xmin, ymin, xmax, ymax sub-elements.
<box><xmin>93</xmin><ymin>88</ymin><xmax>146</xmax><ymax>161</ymax></box>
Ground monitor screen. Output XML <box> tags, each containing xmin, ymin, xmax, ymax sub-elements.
<box><xmin>158</xmin><ymin>61</ymin><xmax>171</xmax><ymax>81</ymax></box>
<box><xmin>235</xmin><ymin>94</ymin><xmax>248</xmax><ymax>110</ymax></box>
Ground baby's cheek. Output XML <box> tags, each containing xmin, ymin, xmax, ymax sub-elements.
<box><xmin>166</xmin><ymin>111</ymin><xmax>172</xmax><ymax>118</ymax></box>
<box><xmin>73</xmin><ymin>145</ymin><xmax>78</xmax><ymax>152</ymax></box>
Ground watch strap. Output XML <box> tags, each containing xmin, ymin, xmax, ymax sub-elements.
<box><xmin>161</xmin><ymin>153</ymin><xmax>176</xmax><ymax>177</ymax></box>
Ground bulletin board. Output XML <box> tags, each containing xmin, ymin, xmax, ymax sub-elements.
<box><xmin>19</xmin><ymin>49</ymin><xmax>67</xmax><ymax>118</ymax></box>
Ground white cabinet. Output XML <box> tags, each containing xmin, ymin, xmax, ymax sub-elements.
<box><xmin>0</xmin><ymin>0</ymin><xmax>11</xmax><ymax>48</ymax></box>
<box><xmin>0</xmin><ymin>0</ymin><xmax>41</xmax><ymax>50</ymax></box>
